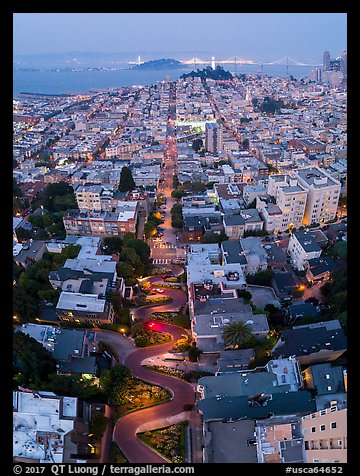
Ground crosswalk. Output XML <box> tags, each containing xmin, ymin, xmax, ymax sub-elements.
<box><xmin>152</xmin><ymin>243</ymin><xmax>175</xmax><ymax>249</ymax></box>
<box><xmin>152</xmin><ymin>258</ymin><xmax>172</xmax><ymax>264</ymax></box>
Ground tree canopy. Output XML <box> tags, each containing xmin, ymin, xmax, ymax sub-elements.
<box><xmin>13</xmin><ymin>331</ymin><xmax>57</xmax><ymax>385</ymax></box>
<box><xmin>103</xmin><ymin>236</ymin><xmax>123</xmax><ymax>255</ymax></box>
<box><xmin>31</xmin><ymin>182</ymin><xmax>76</xmax><ymax>212</ymax></box>
<box><xmin>221</xmin><ymin>321</ymin><xmax>255</xmax><ymax>349</ymax></box>
<box><xmin>124</xmin><ymin>239</ymin><xmax>151</xmax><ymax>264</ymax></box>
<box><xmin>119</xmin><ymin>166</ymin><xmax>135</xmax><ymax>192</ymax></box>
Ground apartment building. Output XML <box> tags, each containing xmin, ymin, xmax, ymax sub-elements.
<box><xmin>266</xmin><ymin>174</ymin><xmax>308</xmax><ymax>231</ymax></box>
<box><xmin>301</xmin><ymin>407</ymin><xmax>347</xmax><ymax>463</ymax></box>
<box><xmin>13</xmin><ymin>391</ymin><xmax>93</xmax><ymax>463</ymax></box>
<box><xmin>255</xmin><ymin>416</ymin><xmax>304</xmax><ymax>463</ymax></box>
<box><xmin>293</xmin><ymin>167</ymin><xmax>341</xmax><ymax>225</ymax></box>
<box><xmin>289</xmin><ymin>138</ymin><xmax>327</xmax><ymax>156</ymax></box>
<box><xmin>131</xmin><ymin>164</ymin><xmax>161</xmax><ymax>188</ymax></box>
<box><xmin>256</xmin><ymin>195</ymin><xmax>284</xmax><ymax>233</ymax></box>
<box><xmin>75</xmin><ymin>183</ymin><xmax>103</xmax><ymax>211</ymax></box>
<box><xmin>205</xmin><ymin>122</ymin><xmax>223</xmax><ymax>154</ymax></box>
<box><xmin>56</xmin><ymin>292</ymin><xmax>114</xmax><ymax>325</ymax></box>
<box><xmin>63</xmin><ymin>202</ymin><xmax>138</xmax><ymax>237</ymax></box>
<box><xmin>287</xmin><ymin>231</ymin><xmax>322</xmax><ymax>271</ymax></box>
<box><xmin>18</xmin><ymin>324</ymin><xmax>98</xmax><ymax>376</ymax></box>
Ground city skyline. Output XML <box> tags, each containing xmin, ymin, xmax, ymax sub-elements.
<box><xmin>13</xmin><ymin>13</ymin><xmax>346</xmax><ymax>63</ymax></box>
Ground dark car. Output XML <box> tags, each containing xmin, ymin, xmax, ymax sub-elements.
<box><xmin>247</xmin><ymin>439</ymin><xmax>258</xmax><ymax>446</ymax></box>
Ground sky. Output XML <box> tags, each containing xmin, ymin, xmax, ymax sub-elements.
<box><xmin>13</xmin><ymin>13</ymin><xmax>347</xmax><ymax>63</ymax></box>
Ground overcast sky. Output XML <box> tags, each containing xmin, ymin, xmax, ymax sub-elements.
<box><xmin>13</xmin><ymin>13</ymin><xmax>347</xmax><ymax>62</ymax></box>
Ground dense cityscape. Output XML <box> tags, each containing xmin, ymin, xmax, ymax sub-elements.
<box><xmin>12</xmin><ymin>14</ymin><xmax>347</xmax><ymax>468</ymax></box>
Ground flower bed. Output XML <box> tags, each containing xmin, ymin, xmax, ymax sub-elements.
<box><xmin>143</xmin><ymin>365</ymin><xmax>186</xmax><ymax>380</ymax></box>
<box><xmin>145</xmin><ymin>296</ymin><xmax>172</xmax><ymax>304</ymax></box>
<box><xmin>137</xmin><ymin>423</ymin><xmax>187</xmax><ymax>463</ymax></box>
<box><xmin>114</xmin><ymin>378</ymin><xmax>171</xmax><ymax>418</ymax></box>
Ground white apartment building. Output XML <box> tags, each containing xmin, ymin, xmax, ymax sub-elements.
<box><xmin>293</xmin><ymin>167</ymin><xmax>341</xmax><ymax>225</ymax></box>
<box><xmin>75</xmin><ymin>184</ymin><xmax>103</xmax><ymax>211</ymax></box>
<box><xmin>256</xmin><ymin>195</ymin><xmax>284</xmax><ymax>234</ymax></box>
<box><xmin>13</xmin><ymin>391</ymin><xmax>88</xmax><ymax>463</ymax></box>
<box><xmin>287</xmin><ymin>231</ymin><xmax>322</xmax><ymax>271</ymax></box>
<box><xmin>267</xmin><ymin>174</ymin><xmax>308</xmax><ymax>231</ymax></box>
<box><xmin>132</xmin><ymin>165</ymin><xmax>161</xmax><ymax>188</ymax></box>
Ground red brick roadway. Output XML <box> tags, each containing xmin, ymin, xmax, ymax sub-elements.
<box><xmin>113</xmin><ymin>273</ymin><xmax>194</xmax><ymax>463</ymax></box>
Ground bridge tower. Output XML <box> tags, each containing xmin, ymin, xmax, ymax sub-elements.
<box><xmin>211</xmin><ymin>56</ymin><xmax>216</xmax><ymax>70</ymax></box>
<box><xmin>138</xmin><ymin>55</ymin><xmax>141</xmax><ymax>66</ymax></box>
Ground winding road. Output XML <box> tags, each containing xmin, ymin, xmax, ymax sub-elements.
<box><xmin>99</xmin><ymin>267</ymin><xmax>195</xmax><ymax>463</ymax></box>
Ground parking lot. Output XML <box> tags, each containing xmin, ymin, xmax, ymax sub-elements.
<box><xmin>247</xmin><ymin>285</ymin><xmax>280</xmax><ymax>309</ymax></box>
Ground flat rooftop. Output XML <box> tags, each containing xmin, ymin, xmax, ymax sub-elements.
<box><xmin>56</xmin><ymin>292</ymin><xmax>106</xmax><ymax>313</ymax></box>
<box><xmin>193</xmin><ymin>297</ymin><xmax>269</xmax><ymax>335</ymax></box>
<box><xmin>295</xmin><ymin>167</ymin><xmax>339</xmax><ymax>188</ymax></box>
<box><xmin>205</xmin><ymin>420</ymin><xmax>257</xmax><ymax>463</ymax></box>
<box><xmin>13</xmin><ymin>391</ymin><xmax>77</xmax><ymax>463</ymax></box>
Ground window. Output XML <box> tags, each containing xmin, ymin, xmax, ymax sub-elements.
<box><xmin>338</xmin><ymin>440</ymin><xmax>343</xmax><ymax>446</ymax></box>
<box><xmin>313</xmin><ymin>459</ymin><xmax>320</xmax><ymax>463</ymax></box>
<box><xmin>311</xmin><ymin>427</ymin><xmax>316</xmax><ymax>433</ymax></box>
<box><xmin>331</xmin><ymin>422</ymin><xmax>337</xmax><ymax>429</ymax></box>
<box><xmin>320</xmin><ymin>425</ymin><xmax>326</xmax><ymax>431</ymax></box>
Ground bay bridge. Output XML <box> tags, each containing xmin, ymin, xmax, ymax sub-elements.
<box><xmin>128</xmin><ymin>55</ymin><xmax>321</xmax><ymax>73</ymax></box>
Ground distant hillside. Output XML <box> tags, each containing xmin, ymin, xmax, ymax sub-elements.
<box><xmin>131</xmin><ymin>58</ymin><xmax>184</xmax><ymax>70</ymax></box>
<box><xmin>181</xmin><ymin>65</ymin><xmax>233</xmax><ymax>81</ymax></box>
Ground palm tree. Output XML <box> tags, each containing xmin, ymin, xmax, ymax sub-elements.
<box><xmin>221</xmin><ymin>321</ymin><xmax>254</xmax><ymax>349</ymax></box>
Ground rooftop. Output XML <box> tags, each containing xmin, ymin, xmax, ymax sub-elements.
<box><xmin>295</xmin><ymin>167</ymin><xmax>340</xmax><ymax>188</ymax></box>
<box><xmin>198</xmin><ymin>390</ymin><xmax>315</xmax><ymax>422</ymax></box>
<box><xmin>56</xmin><ymin>292</ymin><xmax>106</xmax><ymax>313</ymax></box>
<box><xmin>305</xmin><ymin>363</ymin><xmax>345</xmax><ymax>395</ymax></box>
<box><xmin>272</xmin><ymin>320</ymin><xmax>347</xmax><ymax>359</ymax></box>
<box><xmin>292</xmin><ymin>231</ymin><xmax>321</xmax><ymax>253</ymax></box>
<box><xmin>13</xmin><ymin>391</ymin><xmax>77</xmax><ymax>463</ymax></box>
<box><xmin>221</xmin><ymin>240</ymin><xmax>247</xmax><ymax>265</ymax></box>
